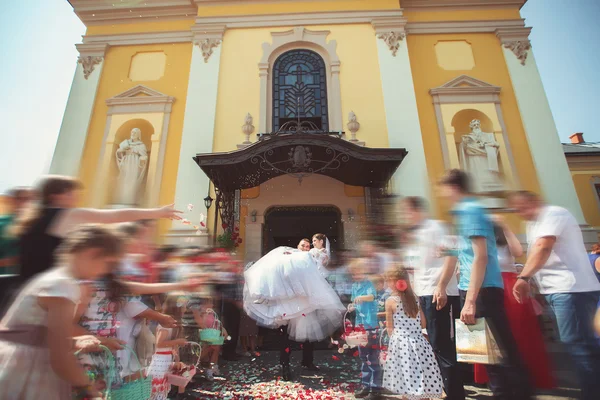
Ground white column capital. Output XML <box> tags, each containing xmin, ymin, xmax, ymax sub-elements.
<box><xmin>496</xmin><ymin>26</ymin><xmax>532</xmax><ymax>66</ymax></box>
<box><xmin>192</xmin><ymin>23</ymin><xmax>226</xmax><ymax>63</ymax></box>
<box><xmin>75</xmin><ymin>43</ymin><xmax>108</xmax><ymax>80</ymax></box>
<box><xmin>372</xmin><ymin>17</ymin><xmax>407</xmax><ymax>57</ymax></box>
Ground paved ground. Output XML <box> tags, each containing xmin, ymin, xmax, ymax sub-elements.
<box><xmin>182</xmin><ymin>349</ymin><xmax>580</xmax><ymax>400</ymax></box>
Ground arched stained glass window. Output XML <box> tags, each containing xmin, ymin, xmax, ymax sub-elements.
<box><xmin>272</xmin><ymin>49</ymin><xmax>328</xmax><ymax>132</ymax></box>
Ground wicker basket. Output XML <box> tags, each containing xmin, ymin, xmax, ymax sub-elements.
<box><xmin>343</xmin><ymin>310</ymin><xmax>369</xmax><ymax>348</ymax></box>
<box><xmin>199</xmin><ymin>309</ymin><xmax>226</xmax><ymax>345</ymax></box>
<box><xmin>166</xmin><ymin>342</ymin><xmax>201</xmax><ymax>388</ymax></box>
<box><xmin>108</xmin><ymin>344</ymin><xmax>152</xmax><ymax>400</ymax></box>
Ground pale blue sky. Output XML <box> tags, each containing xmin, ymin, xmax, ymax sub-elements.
<box><xmin>0</xmin><ymin>0</ymin><xmax>598</xmax><ymax>193</ymax></box>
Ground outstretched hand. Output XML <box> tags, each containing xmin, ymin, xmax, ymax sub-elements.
<box><xmin>159</xmin><ymin>204</ymin><xmax>182</xmax><ymax>220</ymax></box>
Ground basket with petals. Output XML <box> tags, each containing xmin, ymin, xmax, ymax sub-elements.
<box><xmin>166</xmin><ymin>342</ymin><xmax>201</xmax><ymax>388</ymax></box>
<box><xmin>342</xmin><ymin>309</ymin><xmax>369</xmax><ymax>348</ymax></box>
<box><xmin>199</xmin><ymin>309</ymin><xmax>226</xmax><ymax>345</ymax></box>
<box><xmin>76</xmin><ymin>344</ymin><xmax>152</xmax><ymax>400</ymax></box>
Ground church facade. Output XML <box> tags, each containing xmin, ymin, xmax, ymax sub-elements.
<box><xmin>51</xmin><ymin>0</ymin><xmax>589</xmax><ymax>260</ymax></box>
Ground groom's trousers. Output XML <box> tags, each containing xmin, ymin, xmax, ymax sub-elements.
<box><xmin>278</xmin><ymin>325</ymin><xmax>314</xmax><ymax>366</ymax></box>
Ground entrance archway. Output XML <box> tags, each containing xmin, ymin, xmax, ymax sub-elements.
<box><xmin>263</xmin><ymin>206</ymin><xmax>342</xmax><ymax>255</ymax></box>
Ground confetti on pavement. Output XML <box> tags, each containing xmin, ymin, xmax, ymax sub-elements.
<box><xmin>185</xmin><ymin>350</ymin><xmax>362</xmax><ymax>399</ymax></box>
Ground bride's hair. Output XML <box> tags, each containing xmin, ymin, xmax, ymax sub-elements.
<box><xmin>312</xmin><ymin>233</ymin><xmax>326</xmax><ymax>242</ymax></box>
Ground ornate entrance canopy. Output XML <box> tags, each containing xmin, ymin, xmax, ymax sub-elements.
<box><xmin>195</xmin><ymin>134</ymin><xmax>406</xmax><ymax>191</ymax></box>
<box><xmin>194</xmin><ymin>134</ymin><xmax>407</xmax><ymax>232</ymax></box>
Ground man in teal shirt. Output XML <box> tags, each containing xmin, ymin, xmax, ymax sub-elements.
<box><xmin>438</xmin><ymin>170</ymin><xmax>531</xmax><ymax>400</ymax></box>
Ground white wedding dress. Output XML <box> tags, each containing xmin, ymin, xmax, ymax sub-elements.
<box><xmin>243</xmin><ymin>245</ymin><xmax>345</xmax><ymax>342</ymax></box>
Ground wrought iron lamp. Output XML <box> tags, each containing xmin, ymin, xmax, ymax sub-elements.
<box><xmin>204</xmin><ymin>195</ymin><xmax>213</xmax><ymax>210</ymax></box>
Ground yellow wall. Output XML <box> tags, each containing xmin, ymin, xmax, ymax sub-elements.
<box><xmin>212</xmin><ymin>24</ymin><xmax>389</xmax><ymax>152</ymax></box>
<box><xmin>78</xmin><ymin>42</ymin><xmax>193</xmax><ymax>236</ymax></box>
<box><xmin>407</xmin><ymin>32</ymin><xmax>541</xmax><ymax>218</ymax></box>
<box><xmin>198</xmin><ymin>0</ymin><xmax>399</xmax><ymax>17</ymax></box>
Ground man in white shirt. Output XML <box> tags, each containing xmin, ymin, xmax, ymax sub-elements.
<box><xmin>402</xmin><ymin>197</ymin><xmax>465</xmax><ymax>400</ymax></box>
<box><xmin>510</xmin><ymin>191</ymin><xmax>600</xmax><ymax>400</ymax></box>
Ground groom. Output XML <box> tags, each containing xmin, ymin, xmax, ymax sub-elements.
<box><xmin>279</xmin><ymin>238</ymin><xmax>318</xmax><ymax>380</ymax></box>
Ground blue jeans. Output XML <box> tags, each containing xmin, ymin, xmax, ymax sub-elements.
<box><xmin>420</xmin><ymin>296</ymin><xmax>465</xmax><ymax>400</ymax></box>
<box><xmin>545</xmin><ymin>291</ymin><xmax>600</xmax><ymax>400</ymax></box>
<box><xmin>358</xmin><ymin>329</ymin><xmax>381</xmax><ymax>390</ymax></box>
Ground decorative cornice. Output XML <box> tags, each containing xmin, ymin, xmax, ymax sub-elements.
<box><xmin>194</xmin><ymin>9</ymin><xmax>404</xmax><ymax>29</ymax></box>
<box><xmin>75</xmin><ymin>42</ymin><xmax>108</xmax><ymax>57</ymax></box>
<box><xmin>496</xmin><ymin>26</ymin><xmax>532</xmax><ymax>65</ymax></box>
<box><xmin>191</xmin><ymin>23</ymin><xmax>226</xmax><ymax>41</ymax></box>
<box><xmin>82</xmin><ymin>31</ymin><xmax>193</xmax><ymax>46</ymax></box>
<box><xmin>405</xmin><ymin>18</ymin><xmax>527</xmax><ymax>34</ymax></box>
<box><xmin>371</xmin><ymin>16</ymin><xmax>408</xmax><ymax>34</ymax></box>
<box><xmin>430</xmin><ymin>75</ymin><xmax>502</xmax><ymax>104</ymax></box>
<box><xmin>106</xmin><ymin>85</ymin><xmax>175</xmax><ymax>115</ymax></box>
<box><xmin>69</xmin><ymin>0</ymin><xmax>197</xmax><ymax>25</ymax></box>
<box><xmin>401</xmin><ymin>0</ymin><xmax>527</xmax><ymax>11</ymax></box>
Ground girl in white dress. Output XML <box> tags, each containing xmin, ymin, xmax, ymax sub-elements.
<box><xmin>0</xmin><ymin>224</ymin><xmax>125</xmax><ymax>400</ymax></box>
<box><xmin>382</xmin><ymin>265</ymin><xmax>443</xmax><ymax>400</ymax></box>
<box><xmin>244</xmin><ymin>233</ymin><xmax>345</xmax><ymax>342</ymax></box>
<box><xmin>148</xmin><ymin>292</ymin><xmax>188</xmax><ymax>400</ymax></box>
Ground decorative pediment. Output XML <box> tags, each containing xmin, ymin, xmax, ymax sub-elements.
<box><xmin>106</xmin><ymin>85</ymin><xmax>175</xmax><ymax>115</ymax></box>
<box><xmin>430</xmin><ymin>75</ymin><xmax>501</xmax><ymax>104</ymax></box>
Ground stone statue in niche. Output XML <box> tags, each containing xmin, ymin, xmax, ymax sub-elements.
<box><xmin>115</xmin><ymin>127</ymin><xmax>148</xmax><ymax>205</ymax></box>
<box><xmin>458</xmin><ymin>119</ymin><xmax>505</xmax><ymax>193</ymax></box>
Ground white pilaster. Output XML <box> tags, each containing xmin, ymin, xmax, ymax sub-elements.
<box><xmin>170</xmin><ymin>36</ymin><xmax>223</xmax><ymax>239</ymax></box>
<box><xmin>502</xmin><ymin>47</ymin><xmax>585</xmax><ymax>223</ymax></box>
<box><xmin>374</xmin><ymin>22</ymin><xmax>430</xmax><ymax>201</ymax></box>
<box><xmin>50</xmin><ymin>45</ymin><xmax>106</xmax><ymax>176</ymax></box>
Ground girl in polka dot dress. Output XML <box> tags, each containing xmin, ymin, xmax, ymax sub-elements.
<box><xmin>382</xmin><ymin>266</ymin><xmax>443</xmax><ymax>400</ymax></box>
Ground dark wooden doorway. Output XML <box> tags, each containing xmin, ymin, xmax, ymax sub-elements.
<box><xmin>262</xmin><ymin>206</ymin><xmax>343</xmax><ymax>256</ymax></box>
<box><xmin>256</xmin><ymin>206</ymin><xmax>343</xmax><ymax>351</ymax></box>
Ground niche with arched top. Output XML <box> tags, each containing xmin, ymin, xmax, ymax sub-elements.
<box><xmin>450</xmin><ymin>108</ymin><xmax>506</xmax><ymax>190</ymax></box>
<box><xmin>107</xmin><ymin>119</ymin><xmax>154</xmax><ymax>206</ymax></box>
<box><xmin>451</xmin><ymin>109</ymin><xmax>494</xmax><ymax>142</ymax></box>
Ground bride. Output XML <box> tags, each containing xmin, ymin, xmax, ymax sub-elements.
<box><xmin>243</xmin><ymin>233</ymin><xmax>345</xmax><ymax>342</ymax></box>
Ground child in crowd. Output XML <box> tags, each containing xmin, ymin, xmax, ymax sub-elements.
<box><xmin>0</xmin><ymin>225</ymin><xmax>124</xmax><ymax>400</ymax></box>
<box><xmin>148</xmin><ymin>292</ymin><xmax>189</xmax><ymax>400</ymax></box>
<box><xmin>75</xmin><ymin>224</ymin><xmax>177</xmax><ymax>388</ymax></box>
<box><xmin>382</xmin><ymin>265</ymin><xmax>442</xmax><ymax>400</ymax></box>
<box><xmin>348</xmin><ymin>258</ymin><xmax>383</xmax><ymax>400</ymax></box>
<box><xmin>195</xmin><ymin>297</ymin><xmax>228</xmax><ymax>381</ymax></box>
<box><xmin>373</xmin><ymin>275</ymin><xmax>391</xmax><ymax>323</ymax></box>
